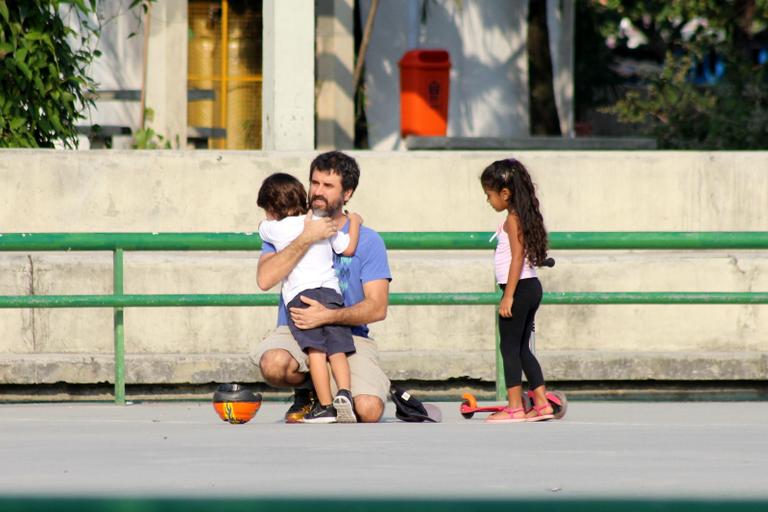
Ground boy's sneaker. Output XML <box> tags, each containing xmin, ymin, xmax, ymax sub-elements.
<box><xmin>301</xmin><ymin>402</ymin><xmax>337</xmax><ymax>424</ymax></box>
<box><xmin>284</xmin><ymin>387</ymin><xmax>315</xmax><ymax>424</ymax></box>
<box><xmin>332</xmin><ymin>389</ymin><xmax>357</xmax><ymax>423</ymax></box>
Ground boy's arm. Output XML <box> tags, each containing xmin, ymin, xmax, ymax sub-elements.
<box><xmin>340</xmin><ymin>212</ymin><xmax>363</xmax><ymax>256</ymax></box>
<box><xmin>257</xmin><ymin>220</ymin><xmax>274</xmax><ymax>245</ymax></box>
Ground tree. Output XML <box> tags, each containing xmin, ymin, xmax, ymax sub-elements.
<box><xmin>588</xmin><ymin>0</ymin><xmax>768</xmax><ymax>148</ymax></box>
<box><xmin>0</xmin><ymin>1</ymin><xmax>154</xmax><ymax>149</ymax></box>
<box><xmin>0</xmin><ymin>0</ymin><xmax>101</xmax><ymax>148</ymax></box>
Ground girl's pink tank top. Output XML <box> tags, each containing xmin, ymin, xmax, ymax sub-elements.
<box><xmin>494</xmin><ymin>221</ymin><xmax>537</xmax><ymax>284</ymax></box>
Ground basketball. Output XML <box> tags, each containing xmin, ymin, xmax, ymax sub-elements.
<box><xmin>212</xmin><ymin>383</ymin><xmax>262</xmax><ymax>424</ymax></box>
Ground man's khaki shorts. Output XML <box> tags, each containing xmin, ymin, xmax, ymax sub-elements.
<box><xmin>251</xmin><ymin>325</ymin><xmax>390</xmax><ymax>403</ymax></box>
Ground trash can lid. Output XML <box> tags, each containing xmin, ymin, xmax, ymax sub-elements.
<box><xmin>399</xmin><ymin>49</ymin><xmax>451</xmax><ymax>69</ymax></box>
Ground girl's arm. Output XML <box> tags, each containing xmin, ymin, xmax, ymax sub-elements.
<box><xmin>340</xmin><ymin>212</ymin><xmax>363</xmax><ymax>256</ymax></box>
<box><xmin>500</xmin><ymin>213</ymin><xmax>525</xmax><ymax>318</ymax></box>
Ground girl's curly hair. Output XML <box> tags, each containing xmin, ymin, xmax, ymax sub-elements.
<box><xmin>480</xmin><ymin>158</ymin><xmax>548</xmax><ymax>266</ymax></box>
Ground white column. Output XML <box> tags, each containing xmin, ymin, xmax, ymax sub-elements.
<box><xmin>263</xmin><ymin>0</ymin><xmax>315</xmax><ymax>150</ymax></box>
<box><xmin>316</xmin><ymin>0</ymin><xmax>354</xmax><ymax>150</ymax></box>
<box><xmin>145</xmin><ymin>0</ymin><xmax>188</xmax><ymax>148</ymax></box>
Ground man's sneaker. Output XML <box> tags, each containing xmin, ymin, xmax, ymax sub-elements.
<box><xmin>284</xmin><ymin>388</ymin><xmax>314</xmax><ymax>424</ymax></box>
<box><xmin>301</xmin><ymin>402</ymin><xmax>337</xmax><ymax>424</ymax></box>
<box><xmin>332</xmin><ymin>389</ymin><xmax>357</xmax><ymax>423</ymax></box>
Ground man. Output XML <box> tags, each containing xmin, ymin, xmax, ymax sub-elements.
<box><xmin>252</xmin><ymin>151</ymin><xmax>391</xmax><ymax>423</ymax></box>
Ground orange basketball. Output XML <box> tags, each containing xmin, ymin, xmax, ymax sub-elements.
<box><xmin>213</xmin><ymin>400</ymin><xmax>261</xmax><ymax>424</ymax></box>
<box><xmin>212</xmin><ymin>383</ymin><xmax>262</xmax><ymax>424</ymax></box>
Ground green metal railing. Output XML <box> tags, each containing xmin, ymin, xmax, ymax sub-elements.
<box><xmin>3</xmin><ymin>231</ymin><xmax>768</xmax><ymax>251</ymax></box>
<box><xmin>1</xmin><ymin>231</ymin><xmax>767</xmax><ymax>404</ymax></box>
<box><xmin>0</xmin><ymin>497</ymin><xmax>766</xmax><ymax>512</ymax></box>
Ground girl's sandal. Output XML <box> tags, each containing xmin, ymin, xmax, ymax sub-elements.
<box><xmin>526</xmin><ymin>403</ymin><xmax>555</xmax><ymax>422</ymax></box>
<box><xmin>485</xmin><ymin>406</ymin><xmax>527</xmax><ymax>423</ymax></box>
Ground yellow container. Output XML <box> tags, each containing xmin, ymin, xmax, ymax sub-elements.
<box><xmin>225</xmin><ymin>7</ymin><xmax>262</xmax><ymax>149</ymax></box>
<box><xmin>187</xmin><ymin>1</ymin><xmax>263</xmax><ymax>149</ymax></box>
<box><xmin>188</xmin><ymin>3</ymin><xmax>219</xmax><ymax>146</ymax></box>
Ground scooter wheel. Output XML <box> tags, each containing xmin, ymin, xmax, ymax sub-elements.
<box><xmin>460</xmin><ymin>393</ymin><xmax>478</xmax><ymax>419</ymax></box>
<box><xmin>549</xmin><ymin>390</ymin><xmax>568</xmax><ymax>420</ymax></box>
<box><xmin>522</xmin><ymin>391</ymin><xmax>533</xmax><ymax>411</ymax></box>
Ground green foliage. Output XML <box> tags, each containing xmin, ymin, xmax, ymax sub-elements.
<box><xmin>595</xmin><ymin>0</ymin><xmax>768</xmax><ymax>59</ymax></box>
<box><xmin>609</xmin><ymin>57</ymin><xmax>768</xmax><ymax>148</ymax></box>
<box><xmin>606</xmin><ymin>53</ymin><xmax>718</xmax><ymax>148</ymax></box>
<box><xmin>0</xmin><ymin>0</ymin><xmax>100</xmax><ymax>148</ymax></box>
<box><xmin>584</xmin><ymin>0</ymin><xmax>768</xmax><ymax>148</ymax></box>
<box><xmin>131</xmin><ymin>108</ymin><xmax>171</xmax><ymax>149</ymax></box>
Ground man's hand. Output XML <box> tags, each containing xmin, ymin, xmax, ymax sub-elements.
<box><xmin>290</xmin><ymin>279</ymin><xmax>388</xmax><ymax>329</ymax></box>
<box><xmin>290</xmin><ymin>295</ymin><xmax>333</xmax><ymax>329</ymax></box>
<box><xmin>302</xmin><ymin>210</ymin><xmax>337</xmax><ymax>243</ymax></box>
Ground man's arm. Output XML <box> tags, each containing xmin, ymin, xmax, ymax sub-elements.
<box><xmin>256</xmin><ymin>213</ymin><xmax>337</xmax><ymax>290</ymax></box>
<box><xmin>289</xmin><ymin>279</ymin><xmax>389</xmax><ymax>329</ymax></box>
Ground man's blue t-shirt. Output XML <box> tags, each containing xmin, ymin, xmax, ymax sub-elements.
<box><xmin>261</xmin><ymin>220</ymin><xmax>392</xmax><ymax>338</ymax></box>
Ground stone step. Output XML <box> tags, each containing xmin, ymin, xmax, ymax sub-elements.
<box><xmin>2</xmin><ymin>351</ymin><xmax>765</xmax><ymax>385</ymax></box>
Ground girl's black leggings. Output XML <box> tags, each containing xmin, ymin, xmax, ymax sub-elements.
<box><xmin>498</xmin><ymin>278</ymin><xmax>545</xmax><ymax>390</ymax></box>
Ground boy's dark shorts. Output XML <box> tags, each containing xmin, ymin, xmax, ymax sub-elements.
<box><xmin>286</xmin><ymin>287</ymin><xmax>356</xmax><ymax>356</ymax></box>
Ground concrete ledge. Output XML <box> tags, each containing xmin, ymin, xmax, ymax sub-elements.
<box><xmin>542</xmin><ymin>350</ymin><xmax>768</xmax><ymax>381</ymax></box>
<box><xmin>384</xmin><ymin>350</ymin><xmax>768</xmax><ymax>381</ymax></box>
<box><xmin>0</xmin><ymin>354</ymin><xmax>254</xmax><ymax>385</ymax></box>
<box><xmin>2</xmin><ymin>351</ymin><xmax>766</xmax><ymax>384</ymax></box>
<box><xmin>405</xmin><ymin>136</ymin><xmax>658</xmax><ymax>150</ymax></box>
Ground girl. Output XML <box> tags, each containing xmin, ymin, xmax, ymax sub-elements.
<box><xmin>480</xmin><ymin>158</ymin><xmax>554</xmax><ymax>423</ymax></box>
<box><xmin>257</xmin><ymin>172</ymin><xmax>362</xmax><ymax>423</ymax></box>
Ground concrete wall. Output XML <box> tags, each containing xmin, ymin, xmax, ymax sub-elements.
<box><xmin>361</xmin><ymin>0</ymin><xmax>532</xmax><ymax>149</ymax></box>
<box><xmin>1</xmin><ymin>149</ymin><xmax>767</xmax><ymax>385</ymax></box>
<box><xmin>359</xmin><ymin>0</ymin><xmax>576</xmax><ymax>148</ymax></box>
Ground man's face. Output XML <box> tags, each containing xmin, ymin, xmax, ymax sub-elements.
<box><xmin>309</xmin><ymin>170</ymin><xmax>352</xmax><ymax>217</ymax></box>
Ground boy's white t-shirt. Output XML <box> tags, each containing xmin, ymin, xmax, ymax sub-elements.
<box><xmin>258</xmin><ymin>214</ymin><xmax>350</xmax><ymax>304</ymax></box>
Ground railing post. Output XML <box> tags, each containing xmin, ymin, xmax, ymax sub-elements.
<box><xmin>113</xmin><ymin>249</ymin><xmax>125</xmax><ymax>405</ymax></box>
<box><xmin>494</xmin><ymin>306</ymin><xmax>506</xmax><ymax>400</ymax></box>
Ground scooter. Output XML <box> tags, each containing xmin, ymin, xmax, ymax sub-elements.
<box><xmin>459</xmin><ymin>389</ymin><xmax>567</xmax><ymax>420</ymax></box>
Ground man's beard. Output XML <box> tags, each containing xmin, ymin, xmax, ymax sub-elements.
<box><xmin>310</xmin><ymin>195</ymin><xmax>343</xmax><ymax>217</ymax></box>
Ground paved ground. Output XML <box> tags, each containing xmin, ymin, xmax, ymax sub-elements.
<box><xmin>1</xmin><ymin>400</ymin><xmax>767</xmax><ymax>499</ymax></box>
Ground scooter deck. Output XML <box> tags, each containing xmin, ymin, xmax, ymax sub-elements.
<box><xmin>460</xmin><ymin>390</ymin><xmax>567</xmax><ymax>420</ymax></box>
<box><xmin>460</xmin><ymin>404</ymin><xmax>506</xmax><ymax>414</ymax></box>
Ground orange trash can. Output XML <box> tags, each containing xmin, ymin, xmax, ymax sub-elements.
<box><xmin>399</xmin><ymin>49</ymin><xmax>451</xmax><ymax>137</ymax></box>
